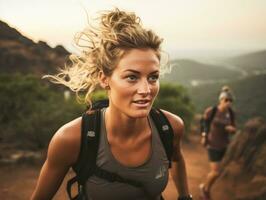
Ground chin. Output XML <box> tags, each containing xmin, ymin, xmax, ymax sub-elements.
<box><xmin>130</xmin><ymin>109</ymin><xmax>151</xmax><ymax>118</ymax></box>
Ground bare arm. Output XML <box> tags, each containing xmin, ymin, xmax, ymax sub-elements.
<box><xmin>225</xmin><ymin>125</ymin><xmax>237</xmax><ymax>133</ymax></box>
<box><xmin>161</xmin><ymin>111</ymin><xmax>189</xmax><ymax>196</ymax></box>
<box><xmin>162</xmin><ymin>110</ymin><xmax>190</xmax><ymax>197</ymax></box>
<box><xmin>31</xmin><ymin>118</ymin><xmax>81</xmax><ymax>200</ymax></box>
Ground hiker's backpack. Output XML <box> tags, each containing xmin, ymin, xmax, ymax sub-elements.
<box><xmin>67</xmin><ymin>99</ymin><xmax>174</xmax><ymax>200</ymax></box>
<box><xmin>200</xmin><ymin>105</ymin><xmax>235</xmax><ymax>136</ymax></box>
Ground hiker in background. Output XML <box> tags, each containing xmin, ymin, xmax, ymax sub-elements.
<box><xmin>31</xmin><ymin>8</ymin><xmax>192</xmax><ymax>200</ymax></box>
<box><xmin>200</xmin><ymin>86</ymin><xmax>236</xmax><ymax>200</ymax></box>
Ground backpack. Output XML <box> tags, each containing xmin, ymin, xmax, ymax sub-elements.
<box><xmin>200</xmin><ymin>105</ymin><xmax>235</xmax><ymax>136</ymax></box>
<box><xmin>66</xmin><ymin>99</ymin><xmax>174</xmax><ymax>200</ymax></box>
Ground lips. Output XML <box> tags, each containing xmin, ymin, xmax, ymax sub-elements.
<box><xmin>133</xmin><ymin>99</ymin><xmax>151</xmax><ymax>104</ymax></box>
<box><xmin>132</xmin><ymin>99</ymin><xmax>151</xmax><ymax>108</ymax></box>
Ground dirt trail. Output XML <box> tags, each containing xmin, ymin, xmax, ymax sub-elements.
<box><xmin>0</xmin><ymin>135</ymin><xmax>209</xmax><ymax>200</ymax></box>
<box><xmin>163</xmin><ymin>135</ymin><xmax>209</xmax><ymax>200</ymax></box>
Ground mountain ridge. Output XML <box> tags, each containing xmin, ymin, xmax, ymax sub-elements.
<box><xmin>0</xmin><ymin>20</ymin><xmax>69</xmax><ymax>76</ymax></box>
<box><xmin>162</xmin><ymin>59</ymin><xmax>242</xmax><ymax>86</ymax></box>
<box><xmin>224</xmin><ymin>50</ymin><xmax>266</xmax><ymax>73</ymax></box>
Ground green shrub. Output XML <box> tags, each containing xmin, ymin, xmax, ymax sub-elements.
<box><xmin>0</xmin><ymin>74</ymin><xmax>84</xmax><ymax>149</ymax></box>
<box><xmin>154</xmin><ymin>83</ymin><xmax>195</xmax><ymax>133</ymax></box>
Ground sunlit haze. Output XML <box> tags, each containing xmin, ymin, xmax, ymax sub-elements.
<box><xmin>1</xmin><ymin>0</ymin><xmax>266</xmax><ymax>59</ymax></box>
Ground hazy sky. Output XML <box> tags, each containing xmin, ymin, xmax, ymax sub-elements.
<box><xmin>1</xmin><ymin>0</ymin><xmax>266</xmax><ymax>58</ymax></box>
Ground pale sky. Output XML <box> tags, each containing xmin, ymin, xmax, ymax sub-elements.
<box><xmin>1</xmin><ymin>0</ymin><xmax>266</xmax><ymax>59</ymax></box>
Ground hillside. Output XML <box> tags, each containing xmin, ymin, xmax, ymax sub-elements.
<box><xmin>225</xmin><ymin>50</ymin><xmax>266</xmax><ymax>74</ymax></box>
<box><xmin>0</xmin><ymin>20</ymin><xmax>69</xmax><ymax>75</ymax></box>
<box><xmin>212</xmin><ymin>117</ymin><xmax>266</xmax><ymax>200</ymax></box>
<box><xmin>162</xmin><ymin>59</ymin><xmax>242</xmax><ymax>86</ymax></box>
<box><xmin>188</xmin><ymin>74</ymin><xmax>266</xmax><ymax>126</ymax></box>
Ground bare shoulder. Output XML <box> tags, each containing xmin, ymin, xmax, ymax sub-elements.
<box><xmin>160</xmin><ymin>110</ymin><xmax>184</xmax><ymax>161</ymax></box>
<box><xmin>160</xmin><ymin>110</ymin><xmax>184</xmax><ymax>138</ymax></box>
<box><xmin>47</xmin><ymin>117</ymin><xmax>82</xmax><ymax>167</ymax></box>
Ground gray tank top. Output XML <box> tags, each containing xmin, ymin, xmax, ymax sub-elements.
<box><xmin>85</xmin><ymin>108</ymin><xmax>169</xmax><ymax>200</ymax></box>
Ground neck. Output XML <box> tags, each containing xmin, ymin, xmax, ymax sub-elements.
<box><xmin>104</xmin><ymin>107</ymin><xmax>150</xmax><ymax>139</ymax></box>
<box><xmin>218</xmin><ymin>104</ymin><xmax>228</xmax><ymax>112</ymax></box>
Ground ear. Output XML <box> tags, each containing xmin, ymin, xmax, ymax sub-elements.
<box><xmin>98</xmin><ymin>70</ymin><xmax>109</xmax><ymax>89</ymax></box>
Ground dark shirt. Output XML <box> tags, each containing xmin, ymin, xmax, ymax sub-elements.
<box><xmin>204</xmin><ymin>107</ymin><xmax>234</xmax><ymax>150</ymax></box>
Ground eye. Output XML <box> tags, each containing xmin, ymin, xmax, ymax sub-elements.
<box><xmin>148</xmin><ymin>74</ymin><xmax>159</xmax><ymax>82</ymax></box>
<box><xmin>126</xmin><ymin>75</ymin><xmax>138</xmax><ymax>82</ymax></box>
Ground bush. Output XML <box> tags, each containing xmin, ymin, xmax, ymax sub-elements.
<box><xmin>0</xmin><ymin>74</ymin><xmax>84</xmax><ymax>149</ymax></box>
<box><xmin>154</xmin><ymin>83</ymin><xmax>195</xmax><ymax>133</ymax></box>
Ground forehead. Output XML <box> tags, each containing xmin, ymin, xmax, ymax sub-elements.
<box><xmin>115</xmin><ymin>49</ymin><xmax>160</xmax><ymax>72</ymax></box>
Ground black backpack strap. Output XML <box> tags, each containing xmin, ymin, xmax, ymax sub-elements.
<box><xmin>67</xmin><ymin>105</ymin><xmax>174</xmax><ymax>199</ymax></box>
<box><xmin>68</xmin><ymin>107</ymin><xmax>152</xmax><ymax>198</ymax></box>
<box><xmin>204</xmin><ymin>106</ymin><xmax>217</xmax><ymax>134</ymax></box>
<box><xmin>150</xmin><ymin>108</ymin><xmax>174</xmax><ymax>168</ymax></box>
<box><xmin>93</xmin><ymin>166</ymin><xmax>156</xmax><ymax>198</ymax></box>
<box><xmin>91</xmin><ymin>99</ymin><xmax>109</xmax><ymax>110</ymax></box>
<box><xmin>67</xmin><ymin>110</ymin><xmax>101</xmax><ymax>200</ymax></box>
<box><xmin>209</xmin><ymin>106</ymin><xmax>218</xmax><ymax>122</ymax></box>
<box><xmin>93</xmin><ymin>167</ymin><xmax>143</xmax><ymax>187</ymax></box>
<box><xmin>79</xmin><ymin>110</ymin><xmax>101</xmax><ymax>183</ymax></box>
<box><xmin>67</xmin><ymin>176</ymin><xmax>85</xmax><ymax>200</ymax></box>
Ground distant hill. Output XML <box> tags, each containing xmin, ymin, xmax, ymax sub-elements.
<box><xmin>162</xmin><ymin>59</ymin><xmax>242</xmax><ymax>86</ymax></box>
<box><xmin>0</xmin><ymin>20</ymin><xmax>69</xmax><ymax>76</ymax></box>
<box><xmin>225</xmin><ymin>50</ymin><xmax>266</xmax><ymax>74</ymax></box>
<box><xmin>188</xmin><ymin>74</ymin><xmax>266</xmax><ymax>126</ymax></box>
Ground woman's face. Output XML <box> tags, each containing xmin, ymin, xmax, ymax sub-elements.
<box><xmin>105</xmin><ymin>48</ymin><xmax>160</xmax><ymax>118</ymax></box>
<box><xmin>220</xmin><ymin>97</ymin><xmax>233</xmax><ymax>109</ymax></box>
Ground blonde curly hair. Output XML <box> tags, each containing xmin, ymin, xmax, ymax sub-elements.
<box><xmin>44</xmin><ymin>8</ymin><xmax>167</xmax><ymax>105</ymax></box>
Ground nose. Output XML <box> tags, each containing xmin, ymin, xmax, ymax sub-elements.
<box><xmin>137</xmin><ymin>79</ymin><xmax>151</xmax><ymax>96</ymax></box>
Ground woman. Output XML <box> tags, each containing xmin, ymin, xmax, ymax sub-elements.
<box><xmin>200</xmin><ymin>86</ymin><xmax>236</xmax><ymax>200</ymax></box>
<box><xmin>31</xmin><ymin>8</ymin><xmax>192</xmax><ymax>200</ymax></box>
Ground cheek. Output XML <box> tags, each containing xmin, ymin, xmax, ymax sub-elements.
<box><xmin>151</xmin><ymin>83</ymin><xmax>160</xmax><ymax>98</ymax></box>
<box><xmin>220</xmin><ymin>100</ymin><xmax>226</xmax><ymax>105</ymax></box>
<box><xmin>109</xmin><ymin>80</ymin><xmax>134</xmax><ymax>99</ymax></box>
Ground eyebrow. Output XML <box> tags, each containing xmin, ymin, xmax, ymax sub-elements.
<box><xmin>123</xmin><ymin>69</ymin><xmax>159</xmax><ymax>74</ymax></box>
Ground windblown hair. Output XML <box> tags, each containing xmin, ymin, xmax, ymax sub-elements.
<box><xmin>44</xmin><ymin>8</ymin><xmax>166</xmax><ymax>105</ymax></box>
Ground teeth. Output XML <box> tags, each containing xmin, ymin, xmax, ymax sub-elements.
<box><xmin>135</xmin><ymin>100</ymin><xmax>147</xmax><ymax>104</ymax></box>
